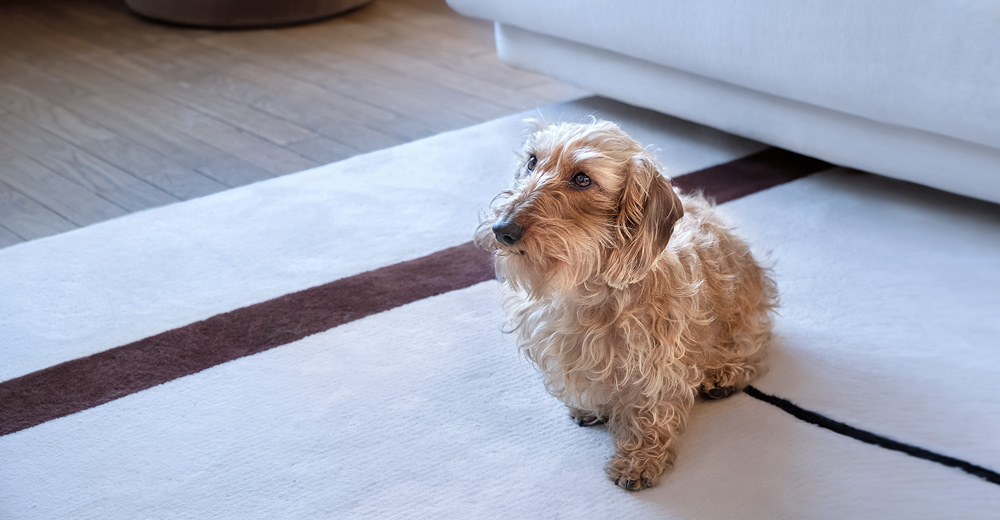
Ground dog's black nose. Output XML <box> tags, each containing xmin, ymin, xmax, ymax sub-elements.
<box><xmin>492</xmin><ymin>219</ymin><xmax>523</xmax><ymax>246</ymax></box>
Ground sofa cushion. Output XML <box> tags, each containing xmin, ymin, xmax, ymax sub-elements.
<box><xmin>448</xmin><ymin>0</ymin><xmax>1000</xmax><ymax>150</ymax></box>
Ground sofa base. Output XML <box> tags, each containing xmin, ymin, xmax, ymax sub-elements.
<box><xmin>496</xmin><ymin>23</ymin><xmax>1000</xmax><ymax>204</ymax></box>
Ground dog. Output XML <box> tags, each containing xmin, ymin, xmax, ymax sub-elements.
<box><xmin>475</xmin><ymin>119</ymin><xmax>778</xmax><ymax>491</ymax></box>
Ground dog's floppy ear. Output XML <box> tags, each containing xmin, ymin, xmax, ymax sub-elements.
<box><xmin>604</xmin><ymin>153</ymin><xmax>684</xmax><ymax>289</ymax></box>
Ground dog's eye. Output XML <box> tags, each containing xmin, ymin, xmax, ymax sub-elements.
<box><xmin>571</xmin><ymin>172</ymin><xmax>592</xmax><ymax>189</ymax></box>
<box><xmin>526</xmin><ymin>154</ymin><xmax>537</xmax><ymax>173</ymax></box>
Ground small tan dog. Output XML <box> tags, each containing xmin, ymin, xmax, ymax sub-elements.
<box><xmin>475</xmin><ymin>120</ymin><xmax>777</xmax><ymax>491</ymax></box>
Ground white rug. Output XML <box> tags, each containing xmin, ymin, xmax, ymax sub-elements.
<box><xmin>2</xmin><ymin>97</ymin><xmax>998</xmax><ymax>519</ymax></box>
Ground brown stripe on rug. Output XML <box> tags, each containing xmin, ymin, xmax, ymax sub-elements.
<box><xmin>0</xmin><ymin>147</ymin><xmax>832</xmax><ymax>437</ymax></box>
<box><xmin>671</xmin><ymin>148</ymin><xmax>833</xmax><ymax>203</ymax></box>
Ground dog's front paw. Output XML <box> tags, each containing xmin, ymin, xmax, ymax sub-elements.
<box><xmin>568</xmin><ymin>407</ymin><xmax>606</xmax><ymax>427</ymax></box>
<box><xmin>607</xmin><ymin>455</ymin><xmax>663</xmax><ymax>492</ymax></box>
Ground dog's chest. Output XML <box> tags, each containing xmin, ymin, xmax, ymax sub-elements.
<box><xmin>516</xmin><ymin>297</ymin><xmax>626</xmax><ymax>407</ymax></box>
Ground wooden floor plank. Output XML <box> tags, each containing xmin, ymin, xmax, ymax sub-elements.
<box><xmin>0</xmin><ymin>224</ymin><xmax>25</xmax><ymax>249</ymax></box>
<box><xmin>198</xmin><ymin>31</ymin><xmax>501</xmax><ymax>131</ymax></box>
<box><xmin>0</xmin><ymin>116</ymin><xmax>177</xmax><ymax>212</ymax></box>
<box><xmin>63</xmin><ymin>95</ymin><xmax>275</xmax><ymax>188</ymax></box>
<box><xmin>0</xmin><ymin>179</ymin><xmax>78</xmax><ymax>241</ymax></box>
<box><xmin>156</xmin><ymin>81</ymin><xmax>316</xmax><ymax>147</ymax></box>
<box><xmin>0</xmin><ymin>61</ymin><xmax>270</xmax><ymax>192</ymax></box>
<box><xmin>32</xmin><ymin>58</ymin><xmax>320</xmax><ymax>176</ymax></box>
<box><xmin>308</xmin><ymin>39</ymin><xmax>550</xmax><ymax>112</ymax></box>
<box><xmin>0</xmin><ymin>13</ymin><xmax>320</xmax><ymax>178</ymax></box>
<box><xmin>124</xmin><ymin>39</ymin><xmax>243</xmax><ymax>83</ymax></box>
<box><xmin>29</xmin><ymin>0</ymin><xmax>183</xmax><ymax>54</ymax></box>
<box><xmin>0</xmin><ymin>0</ymin><xmax>589</xmax><ymax>249</ymax></box>
<box><xmin>521</xmin><ymin>81</ymin><xmax>592</xmax><ymax>105</ymax></box>
<box><xmin>190</xmin><ymin>68</ymin><xmax>409</xmax><ymax>152</ymax></box>
<box><xmin>213</xmin><ymin>62</ymin><xmax>402</xmax><ymax>126</ymax></box>
<box><xmin>350</xmin><ymin>1</ymin><xmax>496</xmax><ymax>55</ymax></box>
<box><xmin>0</xmin><ymin>55</ymin><xmax>94</xmax><ymax>104</ymax></box>
<box><xmin>0</xmin><ymin>146</ymin><xmax>128</xmax><ymax>226</ymax></box>
<box><xmin>0</xmin><ymin>85</ymin><xmax>228</xmax><ymax>199</ymax></box>
<box><xmin>0</xmin><ymin>83</ymin><xmax>116</xmax><ymax>143</ymax></box>
<box><xmin>314</xmin><ymin>122</ymin><xmax>407</xmax><ymax>155</ymax></box>
<box><xmin>300</xmin><ymin>50</ymin><xmax>514</xmax><ymax>125</ymax></box>
<box><xmin>284</xmin><ymin>135</ymin><xmax>360</xmax><ymax>165</ymax></box>
<box><xmin>212</xmin><ymin>21</ymin><xmax>511</xmax><ymax>124</ymax></box>
<box><xmin>83</xmin><ymin>136</ymin><xmax>229</xmax><ymax>199</ymax></box>
<box><xmin>192</xmin><ymin>45</ymin><xmax>509</xmax><ymax>146</ymax></box>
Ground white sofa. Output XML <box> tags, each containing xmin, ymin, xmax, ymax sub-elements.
<box><xmin>447</xmin><ymin>0</ymin><xmax>1000</xmax><ymax>204</ymax></box>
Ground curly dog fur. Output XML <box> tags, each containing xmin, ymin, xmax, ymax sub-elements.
<box><xmin>475</xmin><ymin>120</ymin><xmax>778</xmax><ymax>491</ymax></box>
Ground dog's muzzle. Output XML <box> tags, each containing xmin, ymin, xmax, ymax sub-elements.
<box><xmin>492</xmin><ymin>218</ymin><xmax>524</xmax><ymax>246</ymax></box>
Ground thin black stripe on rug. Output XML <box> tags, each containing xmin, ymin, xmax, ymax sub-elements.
<box><xmin>744</xmin><ymin>386</ymin><xmax>1000</xmax><ymax>486</ymax></box>
<box><xmin>0</xmin><ymin>147</ymin><xmax>830</xmax><ymax>437</ymax></box>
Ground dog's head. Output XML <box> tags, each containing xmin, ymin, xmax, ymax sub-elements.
<box><xmin>476</xmin><ymin>120</ymin><xmax>684</xmax><ymax>295</ymax></box>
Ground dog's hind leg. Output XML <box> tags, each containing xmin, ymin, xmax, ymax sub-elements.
<box><xmin>697</xmin><ymin>361</ymin><xmax>759</xmax><ymax>400</ymax></box>
<box><xmin>699</xmin><ymin>307</ymin><xmax>772</xmax><ymax>399</ymax></box>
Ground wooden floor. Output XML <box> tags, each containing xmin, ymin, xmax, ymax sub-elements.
<box><xmin>0</xmin><ymin>0</ymin><xmax>587</xmax><ymax>248</ymax></box>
